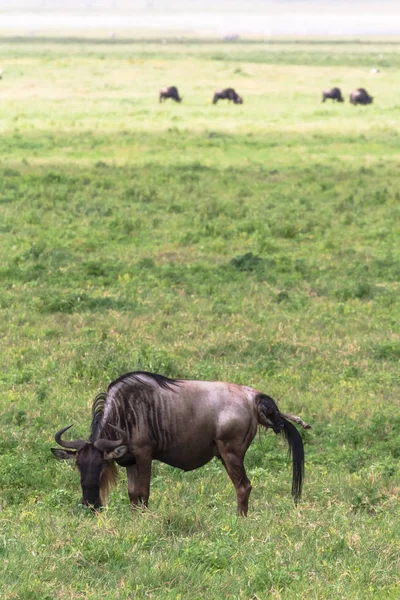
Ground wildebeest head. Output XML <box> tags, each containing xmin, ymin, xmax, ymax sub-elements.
<box><xmin>234</xmin><ymin>95</ymin><xmax>243</xmax><ymax>104</ymax></box>
<box><xmin>51</xmin><ymin>425</ymin><xmax>128</xmax><ymax>509</ymax></box>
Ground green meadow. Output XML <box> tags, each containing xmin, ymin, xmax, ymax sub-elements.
<box><xmin>1</xmin><ymin>37</ymin><xmax>400</xmax><ymax>599</ymax></box>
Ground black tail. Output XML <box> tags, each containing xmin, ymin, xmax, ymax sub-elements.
<box><xmin>281</xmin><ymin>417</ymin><xmax>304</xmax><ymax>504</ymax></box>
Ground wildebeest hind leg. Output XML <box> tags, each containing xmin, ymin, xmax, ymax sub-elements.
<box><xmin>216</xmin><ymin>441</ymin><xmax>252</xmax><ymax>516</ymax></box>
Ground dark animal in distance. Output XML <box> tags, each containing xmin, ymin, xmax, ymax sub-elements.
<box><xmin>213</xmin><ymin>88</ymin><xmax>243</xmax><ymax>104</ymax></box>
<box><xmin>159</xmin><ymin>86</ymin><xmax>182</xmax><ymax>103</ymax></box>
<box><xmin>350</xmin><ymin>88</ymin><xmax>373</xmax><ymax>105</ymax></box>
<box><xmin>223</xmin><ymin>34</ymin><xmax>240</xmax><ymax>42</ymax></box>
<box><xmin>52</xmin><ymin>371</ymin><xmax>310</xmax><ymax>516</ymax></box>
<box><xmin>322</xmin><ymin>87</ymin><xmax>344</xmax><ymax>103</ymax></box>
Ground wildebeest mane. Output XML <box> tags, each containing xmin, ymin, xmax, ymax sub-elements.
<box><xmin>89</xmin><ymin>392</ymin><xmax>108</xmax><ymax>441</ymax></box>
<box><xmin>107</xmin><ymin>371</ymin><xmax>181</xmax><ymax>392</ymax></box>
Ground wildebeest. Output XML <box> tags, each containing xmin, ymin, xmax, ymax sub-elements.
<box><xmin>159</xmin><ymin>86</ymin><xmax>182</xmax><ymax>103</ymax></box>
<box><xmin>213</xmin><ymin>88</ymin><xmax>243</xmax><ymax>104</ymax></box>
<box><xmin>322</xmin><ymin>87</ymin><xmax>344</xmax><ymax>103</ymax></box>
<box><xmin>223</xmin><ymin>34</ymin><xmax>240</xmax><ymax>42</ymax></box>
<box><xmin>350</xmin><ymin>88</ymin><xmax>373</xmax><ymax>105</ymax></box>
<box><xmin>52</xmin><ymin>371</ymin><xmax>310</xmax><ymax>515</ymax></box>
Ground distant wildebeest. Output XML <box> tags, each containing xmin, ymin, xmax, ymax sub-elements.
<box><xmin>322</xmin><ymin>87</ymin><xmax>344</xmax><ymax>103</ymax></box>
<box><xmin>52</xmin><ymin>371</ymin><xmax>310</xmax><ymax>515</ymax></box>
<box><xmin>213</xmin><ymin>88</ymin><xmax>243</xmax><ymax>104</ymax></box>
<box><xmin>350</xmin><ymin>88</ymin><xmax>373</xmax><ymax>105</ymax></box>
<box><xmin>159</xmin><ymin>86</ymin><xmax>182</xmax><ymax>103</ymax></box>
<box><xmin>223</xmin><ymin>34</ymin><xmax>240</xmax><ymax>42</ymax></box>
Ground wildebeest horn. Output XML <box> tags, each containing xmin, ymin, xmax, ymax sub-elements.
<box><xmin>93</xmin><ymin>438</ymin><xmax>125</xmax><ymax>452</ymax></box>
<box><xmin>93</xmin><ymin>424</ymin><xmax>127</xmax><ymax>452</ymax></box>
<box><xmin>54</xmin><ymin>425</ymin><xmax>86</xmax><ymax>450</ymax></box>
<box><xmin>109</xmin><ymin>423</ymin><xmax>126</xmax><ymax>436</ymax></box>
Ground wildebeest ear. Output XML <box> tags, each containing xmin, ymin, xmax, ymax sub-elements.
<box><xmin>51</xmin><ymin>447</ymin><xmax>77</xmax><ymax>460</ymax></box>
<box><xmin>103</xmin><ymin>445</ymin><xmax>128</xmax><ymax>460</ymax></box>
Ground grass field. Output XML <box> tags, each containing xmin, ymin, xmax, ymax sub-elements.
<box><xmin>1</xmin><ymin>37</ymin><xmax>400</xmax><ymax>599</ymax></box>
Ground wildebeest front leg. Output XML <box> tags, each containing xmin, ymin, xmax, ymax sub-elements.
<box><xmin>216</xmin><ymin>441</ymin><xmax>252</xmax><ymax>516</ymax></box>
<box><xmin>126</xmin><ymin>459</ymin><xmax>152</xmax><ymax>508</ymax></box>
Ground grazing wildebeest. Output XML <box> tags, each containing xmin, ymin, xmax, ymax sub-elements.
<box><xmin>223</xmin><ymin>34</ymin><xmax>240</xmax><ymax>42</ymax></box>
<box><xmin>51</xmin><ymin>371</ymin><xmax>310</xmax><ymax>515</ymax></box>
<box><xmin>159</xmin><ymin>86</ymin><xmax>182</xmax><ymax>103</ymax></box>
<box><xmin>213</xmin><ymin>88</ymin><xmax>243</xmax><ymax>104</ymax></box>
<box><xmin>322</xmin><ymin>87</ymin><xmax>344</xmax><ymax>103</ymax></box>
<box><xmin>350</xmin><ymin>88</ymin><xmax>373</xmax><ymax>105</ymax></box>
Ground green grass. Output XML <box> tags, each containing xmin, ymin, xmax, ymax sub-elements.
<box><xmin>1</xmin><ymin>38</ymin><xmax>400</xmax><ymax>600</ymax></box>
